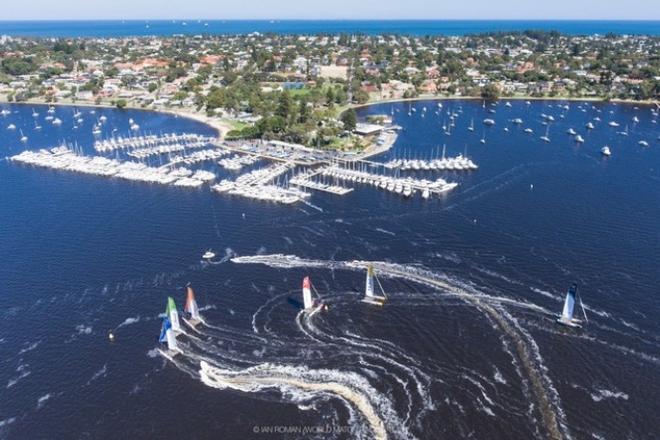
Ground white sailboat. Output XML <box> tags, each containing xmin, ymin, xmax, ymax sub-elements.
<box><xmin>556</xmin><ymin>283</ymin><xmax>588</xmax><ymax>328</ymax></box>
<box><xmin>362</xmin><ymin>264</ymin><xmax>387</xmax><ymax>306</ymax></box>
<box><xmin>540</xmin><ymin>124</ymin><xmax>551</xmax><ymax>143</ymax></box>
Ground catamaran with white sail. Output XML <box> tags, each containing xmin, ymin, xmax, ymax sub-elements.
<box><xmin>362</xmin><ymin>265</ymin><xmax>388</xmax><ymax>306</ymax></box>
<box><xmin>556</xmin><ymin>283</ymin><xmax>588</xmax><ymax>328</ymax></box>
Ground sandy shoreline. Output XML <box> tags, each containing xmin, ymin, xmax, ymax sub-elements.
<box><xmin>0</xmin><ymin>97</ymin><xmax>234</xmax><ymax>141</ymax></box>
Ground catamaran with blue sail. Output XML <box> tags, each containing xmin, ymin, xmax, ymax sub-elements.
<box><xmin>362</xmin><ymin>264</ymin><xmax>388</xmax><ymax>306</ymax></box>
<box><xmin>556</xmin><ymin>283</ymin><xmax>588</xmax><ymax>328</ymax></box>
<box><xmin>157</xmin><ymin>317</ymin><xmax>180</xmax><ymax>359</ymax></box>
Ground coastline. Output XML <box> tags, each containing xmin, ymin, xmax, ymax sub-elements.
<box><xmin>0</xmin><ymin>97</ymin><xmax>233</xmax><ymax>141</ymax></box>
<box><xmin>347</xmin><ymin>94</ymin><xmax>660</xmax><ymax>114</ymax></box>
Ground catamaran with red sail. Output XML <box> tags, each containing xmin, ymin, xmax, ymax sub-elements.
<box><xmin>302</xmin><ymin>276</ymin><xmax>327</xmax><ymax>315</ymax></box>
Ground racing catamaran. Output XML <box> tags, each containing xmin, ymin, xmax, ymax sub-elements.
<box><xmin>166</xmin><ymin>296</ymin><xmax>181</xmax><ymax>333</ymax></box>
<box><xmin>157</xmin><ymin>317</ymin><xmax>180</xmax><ymax>358</ymax></box>
<box><xmin>556</xmin><ymin>283</ymin><xmax>588</xmax><ymax>328</ymax></box>
<box><xmin>183</xmin><ymin>285</ymin><xmax>203</xmax><ymax>329</ymax></box>
<box><xmin>302</xmin><ymin>276</ymin><xmax>326</xmax><ymax>315</ymax></box>
<box><xmin>362</xmin><ymin>264</ymin><xmax>388</xmax><ymax>306</ymax></box>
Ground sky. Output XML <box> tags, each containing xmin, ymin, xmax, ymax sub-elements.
<box><xmin>1</xmin><ymin>0</ymin><xmax>659</xmax><ymax>20</ymax></box>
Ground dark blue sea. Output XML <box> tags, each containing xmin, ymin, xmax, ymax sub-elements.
<box><xmin>0</xmin><ymin>20</ymin><xmax>659</xmax><ymax>37</ymax></box>
<box><xmin>0</xmin><ymin>100</ymin><xmax>659</xmax><ymax>439</ymax></box>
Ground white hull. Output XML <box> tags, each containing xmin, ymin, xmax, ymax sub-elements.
<box><xmin>304</xmin><ymin>304</ymin><xmax>324</xmax><ymax>317</ymax></box>
<box><xmin>183</xmin><ymin>317</ymin><xmax>203</xmax><ymax>333</ymax></box>
<box><xmin>362</xmin><ymin>296</ymin><xmax>387</xmax><ymax>306</ymax></box>
<box><xmin>157</xmin><ymin>347</ymin><xmax>181</xmax><ymax>361</ymax></box>
<box><xmin>556</xmin><ymin>317</ymin><xmax>582</xmax><ymax>328</ymax></box>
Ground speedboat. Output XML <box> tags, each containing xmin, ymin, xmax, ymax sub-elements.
<box><xmin>575</xmin><ymin>134</ymin><xmax>585</xmax><ymax>143</ymax></box>
<box><xmin>483</xmin><ymin>118</ymin><xmax>495</xmax><ymax>126</ymax></box>
<box><xmin>601</xmin><ymin>146</ymin><xmax>611</xmax><ymax>156</ymax></box>
<box><xmin>567</xmin><ymin>128</ymin><xmax>577</xmax><ymax>135</ymax></box>
<box><xmin>586</xmin><ymin>122</ymin><xmax>595</xmax><ymax>129</ymax></box>
<box><xmin>202</xmin><ymin>250</ymin><xmax>216</xmax><ymax>260</ymax></box>
<box><xmin>638</xmin><ymin>140</ymin><xmax>649</xmax><ymax>147</ymax></box>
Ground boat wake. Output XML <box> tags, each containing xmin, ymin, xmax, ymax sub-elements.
<box><xmin>231</xmin><ymin>254</ymin><xmax>570</xmax><ymax>439</ymax></box>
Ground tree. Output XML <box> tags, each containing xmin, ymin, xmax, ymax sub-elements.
<box><xmin>1</xmin><ymin>57</ymin><xmax>37</xmax><ymax>76</ymax></box>
<box><xmin>276</xmin><ymin>91</ymin><xmax>294</xmax><ymax>124</ymax></box>
<box><xmin>298</xmin><ymin>99</ymin><xmax>310</xmax><ymax>124</ymax></box>
<box><xmin>341</xmin><ymin>109</ymin><xmax>357</xmax><ymax>132</ymax></box>
<box><xmin>480</xmin><ymin>83</ymin><xmax>500</xmax><ymax>100</ymax></box>
<box><xmin>115</xmin><ymin>99</ymin><xmax>128</xmax><ymax>109</ymax></box>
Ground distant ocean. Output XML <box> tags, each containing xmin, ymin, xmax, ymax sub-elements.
<box><xmin>0</xmin><ymin>20</ymin><xmax>659</xmax><ymax>38</ymax></box>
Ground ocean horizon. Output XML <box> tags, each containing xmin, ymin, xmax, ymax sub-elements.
<box><xmin>1</xmin><ymin>19</ymin><xmax>659</xmax><ymax>37</ymax></box>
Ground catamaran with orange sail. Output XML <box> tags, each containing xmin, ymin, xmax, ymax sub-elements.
<box><xmin>183</xmin><ymin>285</ymin><xmax>205</xmax><ymax>330</ymax></box>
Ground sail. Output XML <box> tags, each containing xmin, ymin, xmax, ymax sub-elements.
<box><xmin>159</xmin><ymin>317</ymin><xmax>171</xmax><ymax>343</ymax></box>
<box><xmin>166</xmin><ymin>327</ymin><xmax>178</xmax><ymax>351</ymax></box>
<box><xmin>185</xmin><ymin>286</ymin><xmax>200</xmax><ymax>320</ymax></box>
<box><xmin>167</xmin><ymin>297</ymin><xmax>181</xmax><ymax>332</ymax></box>
<box><xmin>365</xmin><ymin>265</ymin><xmax>375</xmax><ymax>298</ymax></box>
<box><xmin>561</xmin><ymin>284</ymin><xmax>577</xmax><ymax>322</ymax></box>
<box><xmin>302</xmin><ymin>276</ymin><xmax>313</xmax><ymax>309</ymax></box>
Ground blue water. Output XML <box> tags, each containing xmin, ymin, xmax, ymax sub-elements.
<box><xmin>0</xmin><ymin>100</ymin><xmax>659</xmax><ymax>439</ymax></box>
<box><xmin>0</xmin><ymin>20</ymin><xmax>659</xmax><ymax>37</ymax></box>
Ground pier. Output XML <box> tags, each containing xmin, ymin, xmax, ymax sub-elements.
<box><xmin>290</xmin><ymin>170</ymin><xmax>354</xmax><ymax>195</ymax></box>
<box><xmin>95</xmin><ymin>133</ymin><xmax>214</xmax><ymax>153</ymax></box>
<box><xmin>211</xmin><ymin>162</ymin><xmax>308</xmax><ymax>205</ymax></box>
<box><xmin>320</xmin><ymin>165</ymin><xmax>458</xmax><ymax>199</ymax></box>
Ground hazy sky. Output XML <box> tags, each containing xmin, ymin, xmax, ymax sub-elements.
<box><xmin>2</xmin><ymin>0</ymin><xmax>659</xmax><ymax>20</ymax></box>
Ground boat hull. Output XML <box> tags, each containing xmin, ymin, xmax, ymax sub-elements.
<box><xmin>157</xmin><ymin>347</ymin><xmax>180</xmax><ymax>361</ymax></box>
<box><xmin>362</xmin><ymin>296</ymin><xmax>387</xmax><ymax>306</ymax></box>
<box><xmin>556</xmin><ymin>317</ymin><xmax>582</xmax><ymax>328</ymax></box>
